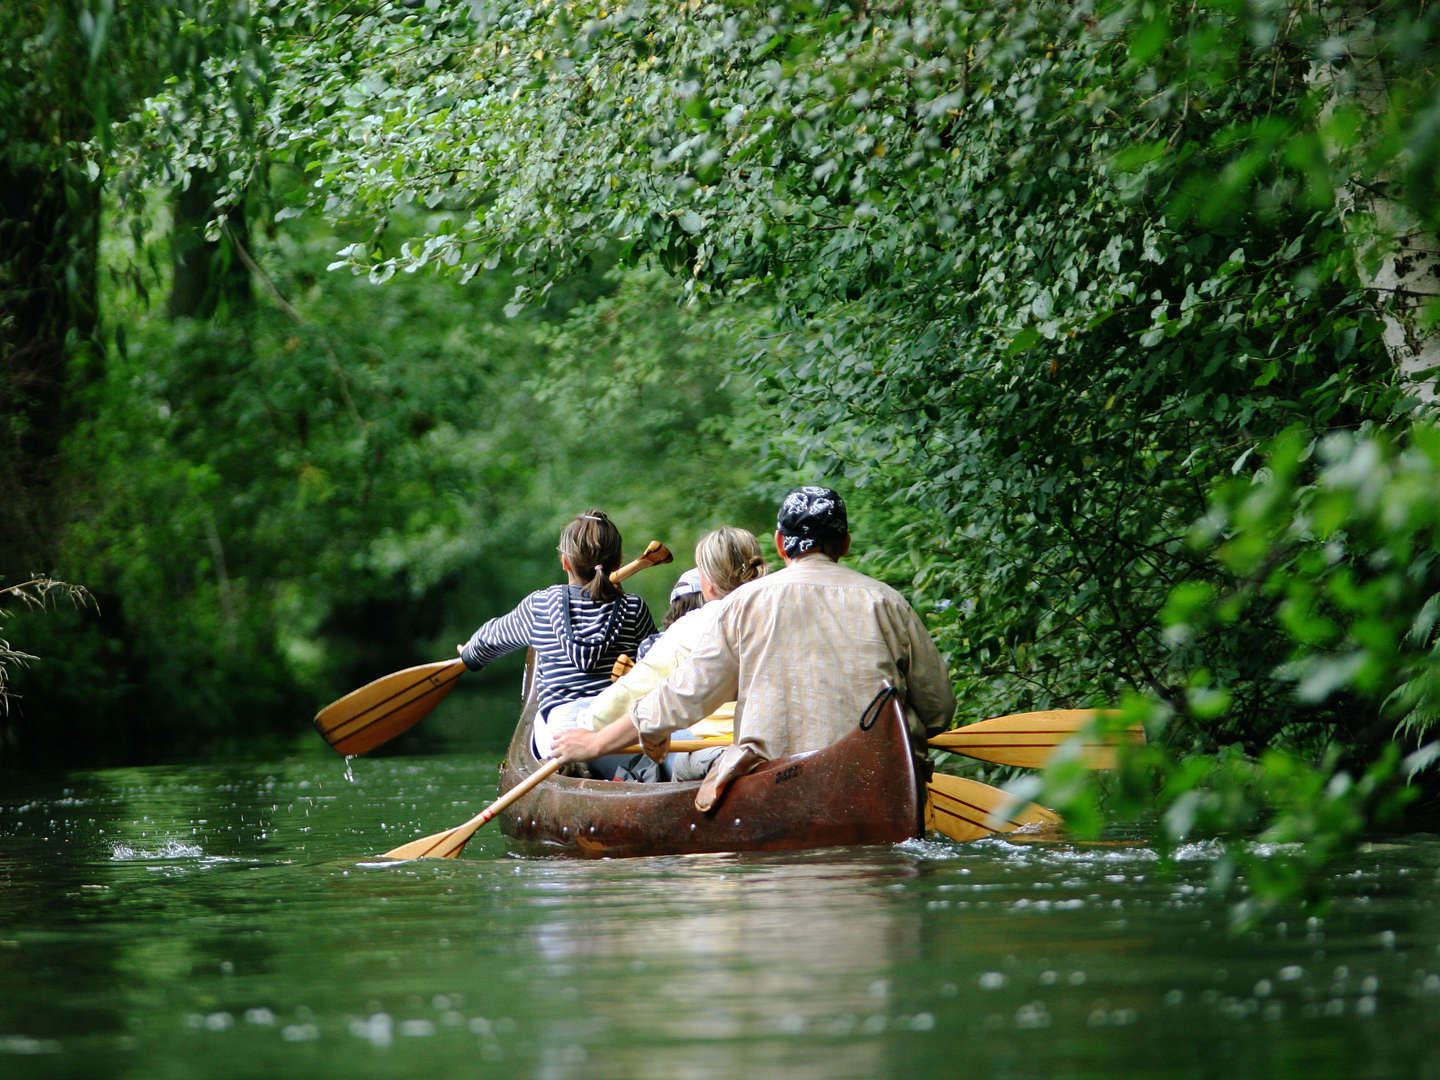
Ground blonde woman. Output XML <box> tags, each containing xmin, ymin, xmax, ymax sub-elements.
<box><xmin>577</xmin><ymin>525</ymin><xmax>767</xmax><ymax>781</ymax></box>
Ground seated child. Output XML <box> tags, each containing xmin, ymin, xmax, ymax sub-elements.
<box><xmin>458</xmin><ymin>509</ymin><xmax>656</xmax><ymax>758</ymax></box>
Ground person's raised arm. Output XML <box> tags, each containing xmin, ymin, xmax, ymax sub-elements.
<box><xmin>459</xmin><ymin>593</ymin><xmax>539</xmax><ymax>670</ymax></box>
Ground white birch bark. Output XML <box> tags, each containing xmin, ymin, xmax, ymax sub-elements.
<box><xmin>1308</xmin><ymin>5</ymin><xmax>1440</xmax><ymax>406</ymax></box>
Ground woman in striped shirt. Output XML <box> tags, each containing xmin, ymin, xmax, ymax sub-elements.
<box><xmin>458</xmin><ymin>510</ymin><xmax>656</xmax><ymax>757</ymax></box>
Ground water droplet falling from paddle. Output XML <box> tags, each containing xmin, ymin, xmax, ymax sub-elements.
<box><xmin>343</xmin><ymin>756</ymin><xmax>356</xmax><ymax>784</ymax></box>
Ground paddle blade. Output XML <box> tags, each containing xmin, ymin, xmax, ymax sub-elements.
<box><xmin>314</xmin><ymin>658</ymin><xmax>466</xmax><ymax>756</ymax></box>
<box><xmin>382</xmin><ymin>824</ymin><xmax>474</xmax><ymax>861</ymax></box>
<box><xmin>930</xmin><ymin>709</ymin><xmax>1144</xmax><ymax>769</ymax></box>
<box><xmin>925</xmin><ymin>774</ymin><xmax>1063</xmax><ymax>844</ymax></box>
<box><xmin>380</xmin><ymin>758</ymin><xmax>566</xmax><ymax>860</ymax></box>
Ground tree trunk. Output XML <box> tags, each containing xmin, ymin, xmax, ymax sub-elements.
<box><xmin>0</xmin><ymin>147</ymin><xmax>101</xmax><ymax>578</ymax></box>
<box><xmin>168</xmin><ymin>169</ymin><xmax>253</xmax><ymax>320</ymax></box>
<box><xmin>1309</xmin><ymin>8</ymin><xmax>1440</xmax><ymax>405</ymax></box>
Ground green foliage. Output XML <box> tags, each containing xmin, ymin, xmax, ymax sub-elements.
<box><xmin>1</xmin><ymin>0</ymin><xmax>266</xmax><ymax>735</ymax></box>
<box><xmin>1034</xmin><ymin>420</ymin><xmax>1440</xmax><ymax>924</ymax></box>
<box><xmin>131</xmin><ymin>0</ymin><xmax>1432</xmax><ymax>724</ymax></box>
<box><xmin>6</xmin><ymin>175</ymin><xmax>762</xmax><ymax>760</ymax></box>
<box><xmin>1040</xmin><ymin>700</ymin><xmax>1422</xmax><ymax>926</ymax></box>
<box><xmin>12</xmin><ymin>0</ymin><xmax>1440</xmax><ymax>915</ymax></box>
<box><xmin>1177</xmin><ymin>423</ymin><xmax>1440</xmax><ymax>745</ymax></box>
<box><xmin>521</xmin><ymin>265</ymin><xmax>774</xmax><ymax>538</ymax></box>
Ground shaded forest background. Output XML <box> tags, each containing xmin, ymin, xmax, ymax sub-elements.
<box><xmin>3</xmin><ymin>0</ymin><xmax>1439</xmax><ymax>916</ymax></box>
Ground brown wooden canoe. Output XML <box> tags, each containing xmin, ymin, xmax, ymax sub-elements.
<box><xmin>495</xmin><ymin>655</ymin><xmax>924</xmax><ymax>858</ymax></box>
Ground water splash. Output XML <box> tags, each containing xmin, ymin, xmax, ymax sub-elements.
<box><xmin>343</xmin><ymin>755</ymin><xmax>356</xmax><ymax>784</ymax></box>
<box><xmin>110</xmin><ymin>840</ymin><xmax>204</xmax><ymax>861</ymax></box>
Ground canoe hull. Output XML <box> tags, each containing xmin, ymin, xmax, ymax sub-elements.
<box><xmin>496</xmin><ymin>658</ymin><xmax>923</xmax><ymax>858</ymax></box>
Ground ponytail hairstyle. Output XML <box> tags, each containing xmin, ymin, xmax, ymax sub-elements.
<box><xmin>695</xmin><ymin>526</ymin><xmax>767</xmax><ymax>598</ymax></box>
<box><xmin>559</xmin><ymin>509</ymin><xmax>624</xmax><ymax>602</ymax></box>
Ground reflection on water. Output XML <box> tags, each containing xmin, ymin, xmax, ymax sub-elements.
<box><xmin>510</xmin><ymin>853</ymin><xmax>927</xmax><ymax>1079</ymax></box>
<box><xmin>1</xmin><ymin>752</ymin><xmax>1439</xmax><ymax>1079</ymax></box>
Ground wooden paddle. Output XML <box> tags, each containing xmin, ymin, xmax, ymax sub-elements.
<box><xmin>609</xmin><ymin>540</ymin><xmax>675</xmax><ymax>583</ymax></box>
<box><xmin>381</xmin><ymin>757</ymin><xmax>566</xmax><ymax>860</ymax></box>
<box><xmin>928</xmin><ymin>709</ymin><xmax>1145</xmax><ymax>770</ymax></box>
<box><xmin>924</xmin><ymin>773</ymin><xmax>1064</xmax><ymax>843</ymax></box>
<box><xmin>315</xmin><ymin>658</ymin><xmax>468</xmax><ymax>757</ymax></box>
<box><xmin>614</xmin><ymin>710</ymin><xmax>1144</xmax><ymax>770</ymax></box>
<box><xmin>313</xmin><ymin>540</ymin><xmax>674</xmax><ymax>756</ymax></box>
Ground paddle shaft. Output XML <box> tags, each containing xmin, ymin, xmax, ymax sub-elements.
<box><xmin>381</xmin><ymin>757</ymin><xmax>566</xmax><ymax>859</ymax></box>
<box><xmin>436</xmin><ymin>757</ymin><xmax>564</xmax><ymax>844</ymax></box>
<box><xmin>610</xmin><ymin>711</ymin><xmax>1142</xmax><ymax>769</ymax></box>
<box><xmin>618</xmin><ymin>739</ymin><xmax>722</xmax><ymax>754</ymax></box>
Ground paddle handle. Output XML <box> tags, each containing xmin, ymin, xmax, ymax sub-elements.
<box><xmin>610</xmin><ymin>541</ymin><xmax>672</xmax><ymax>584</ymax></box>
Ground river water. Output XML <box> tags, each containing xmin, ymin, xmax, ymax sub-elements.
<box><xmin>3</xmin><ymin>743</ymin><xmax>1439</xmax><ymax>1079</ymax></box>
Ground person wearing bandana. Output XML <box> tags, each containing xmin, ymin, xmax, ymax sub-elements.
<box><xmin>552</xmin><ymin>486</ymin><xmax>955</xmax><ymax>809</ymax></box>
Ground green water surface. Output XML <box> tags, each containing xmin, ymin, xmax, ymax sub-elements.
<box><xmin>2</xmin><ymin>749</ymin><xmax>1438</xmax><ymax>1079</ymax></box>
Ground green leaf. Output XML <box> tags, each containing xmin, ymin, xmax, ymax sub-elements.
<box><xmin>1128</xmin><ymin>17</ymin><xmax>1170</xmax><ymax>64</ymax></box>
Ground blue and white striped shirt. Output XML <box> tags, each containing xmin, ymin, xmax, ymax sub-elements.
<box><xmin>460</xmin><ymin>585</ymin><xmax>656</xmax><ymax>717</ymax></box>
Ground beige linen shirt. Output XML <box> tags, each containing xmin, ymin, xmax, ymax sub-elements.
<box><xmin>631</xmin><ymin>555</ymin><xmax>955</xmax><ymax>761</ymax></box>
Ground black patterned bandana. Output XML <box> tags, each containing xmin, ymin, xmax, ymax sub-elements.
<box><xmin>776</xmin><ymin>486</ymin><xmax>848</xmax><ymax>558</ymax></box>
